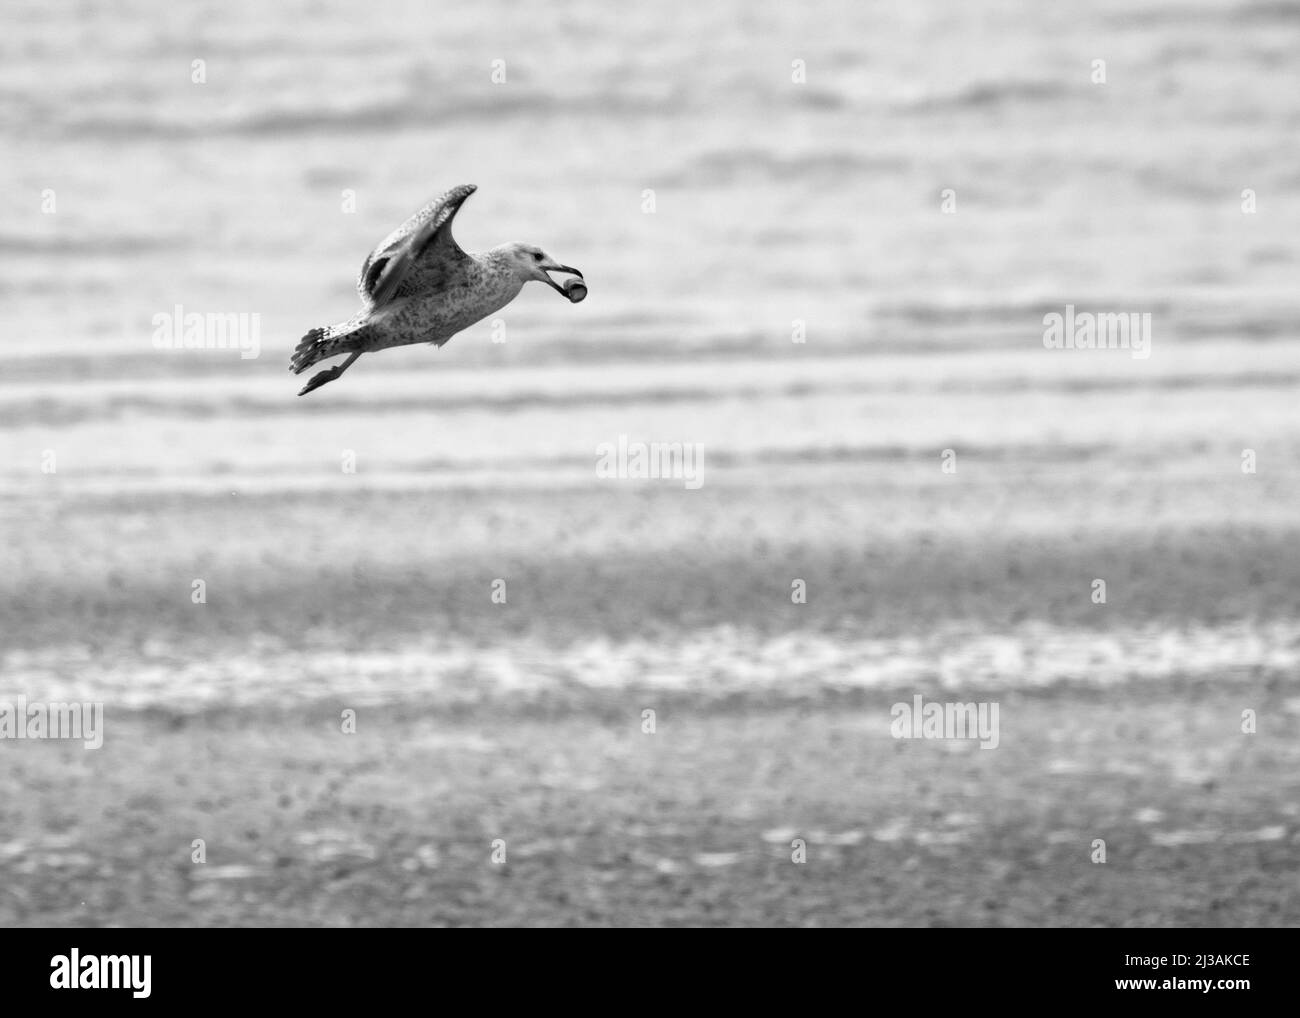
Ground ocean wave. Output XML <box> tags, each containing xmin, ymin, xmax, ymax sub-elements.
<box><xmin>0</xmin><ymin>233</ymin><xmax>187</xmax><ymax>256</ymax></box>
<box><xmin>664</xmin><ymin>148</ymin><xmax>905</xmax><ymax>186</ymax></box>
<box><xmin>52</xmin><ymin>89</ymin><xmax>688</xmax><ymax>141</ymax></box>
<box><xmin>4</xmin><ymin>620</ymin><xmax>1296</xmax><ymax>716</ymax></box>
<box><xmin>2</xmin><ymin>364</ymin><xmax>1300</xmax><ymax>429</ymax></box>
<box><xmin>898</xmin><ymin>79</ymin><xmax>1072</xmax><ymax>114</ymax></box>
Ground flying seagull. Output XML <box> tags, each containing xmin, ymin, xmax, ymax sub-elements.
<box><xmin>291</xmin><ymin>184</ymin><xmax>585</xmax><ymax>395</ymax></box>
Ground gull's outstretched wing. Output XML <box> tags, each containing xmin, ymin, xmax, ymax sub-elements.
<box><xmin>357</xmin><ymin>184</ymin><xmax>477</xmax><ymax>307</ymax></box>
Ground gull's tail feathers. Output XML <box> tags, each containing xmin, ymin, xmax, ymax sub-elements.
<box><xmin>290</xmin><ymin>316</ymin><xmax>374</xmax><ymax>375</ymax></box>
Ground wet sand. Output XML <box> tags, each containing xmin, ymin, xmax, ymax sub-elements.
<box><xmin>4</xmin><ymin>690</ymin><xmax>1297</xmax><ymax>927</ymax></box>
<box><xmin>2</xmin><ymin>466</ymin><xmax>1298</xmax><ymax>926</ymax></box>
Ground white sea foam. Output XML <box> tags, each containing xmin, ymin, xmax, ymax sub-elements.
<box><xmin>3</xmin><ymin>619</ymin><xmax>1296</xmax><ymax>715</ymax></box>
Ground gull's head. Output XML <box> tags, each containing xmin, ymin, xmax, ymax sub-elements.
<box><xmin>499</xmin><ymin>242</ymin><xmax>583</xmax><ymax>295</ymax></box>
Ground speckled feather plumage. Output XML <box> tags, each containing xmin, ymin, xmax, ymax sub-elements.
<box><xmin>290</xmin><ymin>185</ymin><xmax>538</xmax><ymax>386</ymax></box>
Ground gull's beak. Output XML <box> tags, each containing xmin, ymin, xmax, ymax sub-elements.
<box><xmin>540</xmin><ymin>259</ymin><xmax>583</xmax><ymax>295</ymax></box>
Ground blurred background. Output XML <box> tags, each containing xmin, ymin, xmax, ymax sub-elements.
<box><xmin>1</xmin><ymin>0</ymin><xmax>1298</xmax><ymax>925</ymax></box>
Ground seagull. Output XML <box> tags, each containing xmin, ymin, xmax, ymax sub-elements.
<box><xmin>291</xmin><ymin>184</ymin><xmax>585</xmax><ymax>395</ymax></box>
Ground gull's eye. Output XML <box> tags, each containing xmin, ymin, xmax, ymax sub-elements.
<box><xmin>533</xmin><ymin>251</ymin><xmax>543</xmax><ymax>262</ymax></box>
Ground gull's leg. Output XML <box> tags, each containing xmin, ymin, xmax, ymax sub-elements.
<box><xmin>297</xmin><ymin>351</ymin><xmax>362</xmax><ymax>397</ymax></box>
